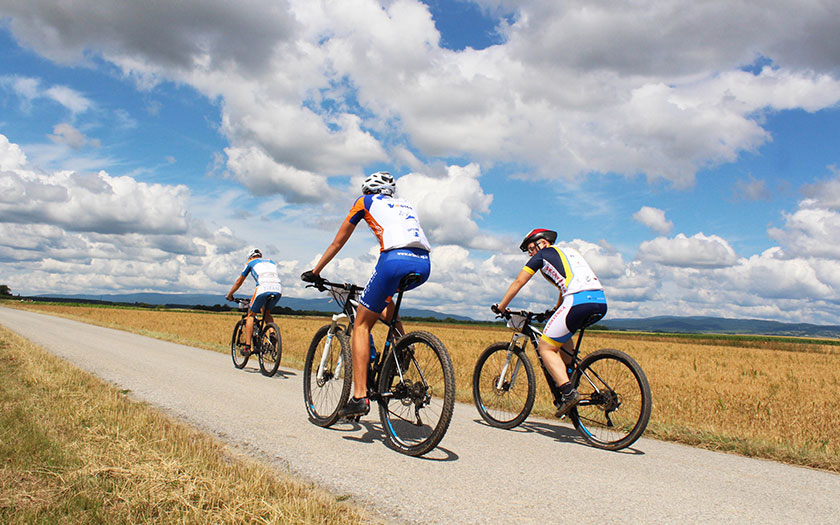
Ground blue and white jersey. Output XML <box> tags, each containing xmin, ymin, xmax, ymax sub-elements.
<box><xmin>241</xmin><ymin>258</ymin><xmax>282</xmax><ymax>296</ymax></box>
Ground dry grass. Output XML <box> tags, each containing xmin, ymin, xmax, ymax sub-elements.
<box><xmin>0</xmin><ymin>324</ymin><xmax>377</xmax><ymax>524</ymax></box>
<box><xmin>8</xmin><ymin>301</ymin><xmax>840</xmax><ymax>472</ymax></box>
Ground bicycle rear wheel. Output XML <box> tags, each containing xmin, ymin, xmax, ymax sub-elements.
<box><xmin>378</xmin><ymin>331</ymin><xmax>455</xmax><ymax>456</ymax></box>
<box><xmin>473</xmin><ymin>342</ymin><xmax>536</xmax><ymax>429</ymax></box>
<box><xmin>230</xmin><ymin>319</ymin><xmax>249</xmax><ymax>369</ymax></box>
<box><xmin>303</xmin><ymin>324</ymin><xmax>352</xmax><ymax>427</ymax></box>
<box><xmin>258</xmin><ymin>322</ymin><xmax>282</xmax><ymax>377</ymax></box>
<box><xmin>570</xmin><ymin>348</ymin><xmax>652</xmax><ymax>451</ymax></box>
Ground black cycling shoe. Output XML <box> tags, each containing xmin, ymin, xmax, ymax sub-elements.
<box><xmin>339</xmin><ymin>397</ymin><xmax>370</xmax><ymax>418</ymax></box>
<box><xmin>554</xmin><ymin>389</ymin><xmax>581</xmax><ymax>418</ymax></box>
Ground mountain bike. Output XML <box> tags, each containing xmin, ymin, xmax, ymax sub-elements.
<box><xmin>228</xmin><ymin>296</ymin><xmax>282</xmax><ymax>377</ymax></box>
<box><xmin>473</xmin><ymin>309</ymin><xmax>651</xmax><ymax>451</ymax></box>
<box><xmin>303</xmin><ymin>274</ymin><xmax>456</xmax><ymax>456</ymax></box>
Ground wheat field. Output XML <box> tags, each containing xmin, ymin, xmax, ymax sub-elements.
<box><xmin>10</xmin><ymin>302</ymin><xmax>840</xmax><ymax>472</ymax></box>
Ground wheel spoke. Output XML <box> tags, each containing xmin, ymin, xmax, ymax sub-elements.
<box><xmin>472</xmin><ymin>343</ymin><xmax>535</xmax><ymax>429</ymax></box>
<box><xmin>303</xmin><ymin>325</ymin><xmax>351</xmax><ymax>427</ymax></box>
<box><xmin>572</xmin><ymin>350</ymin><xmax>651</xmax><ymax>450</ymax></box>
<box><xmin>379</xmin><ymin>331</ymin><xmax>454</xmax><ymax>456</ymax></box>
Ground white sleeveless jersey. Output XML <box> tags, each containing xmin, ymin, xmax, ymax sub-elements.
<box><xmin>523</xmin><ymin>245</ymin><xmax>602</xmax><ymax>296</ymax></box>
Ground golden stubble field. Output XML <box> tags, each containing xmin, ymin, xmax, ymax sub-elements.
<box><xmin>12</xmin><ymin>302</ymin><xmax>840</xmax><ymax>472</ymax></box>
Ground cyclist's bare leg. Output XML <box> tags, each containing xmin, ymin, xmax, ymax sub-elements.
<box><xmin>537</xmin><ymin>338</ymin><xmax>571</xmax><ymax>386</ymax></box>
<box><xmin>262</xmin><ymin>306</ymin><xmax>274</xmax><ymax>325</ymax></box>
<box><xmin>244</xmin><ymin>311</ymin><xmax>257</xmax><ymax>348</ymax></box>
<box><xmin>352</xmin><ymin>305</ymin><xmax>379</xmax><ymax>399</ymax></box>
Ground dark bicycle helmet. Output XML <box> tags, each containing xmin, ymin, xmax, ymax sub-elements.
<box><xmin>519</xmin><ymin>229</ymin><xmax>557</xmax><ymax>252</ymax></box>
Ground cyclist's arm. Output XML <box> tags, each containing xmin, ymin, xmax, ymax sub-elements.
<box><xmin>226</xmin><ymin>275</ymin><xmax>246</xmax><ymax>300</ymax></box>
<box><xmin>311</xmin><ymin>218</ymin><xmax>357</xmax><ymax>275</ymax></box>
<box><xmin>497</xmin><ymin>269</ymin><xmax>533</xmax><ymax>311</ymax></box>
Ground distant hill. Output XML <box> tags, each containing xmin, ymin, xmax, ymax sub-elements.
<box><xmin>601</xmin><ymin>316</ymin><xmax>840</xmax><ymax>339</ymax></box>
<box><xmin>24</xmin><ymin>294</ymin><xmax>840</xmax><ymax>337</ymax></box>
<box><xmin>33</xmin><ymin>292</ymin><xmax>473</xmax><ymax>322</ymax></box>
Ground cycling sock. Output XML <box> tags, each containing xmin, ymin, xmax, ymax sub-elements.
<box><xmin>558</xmin><ymin>382</ymin><xmax>574</xmax><ymax>396</ymax></box>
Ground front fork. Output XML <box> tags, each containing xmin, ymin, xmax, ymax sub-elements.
<box><xmin>316</xmin><ymin>313</ymin><xmax>347</xmax><ymax>383</ymax></box>
<box><xmin>495</xmin><ymin>333</ymin><xmax>528</xmax><ymax>391</ymax></box>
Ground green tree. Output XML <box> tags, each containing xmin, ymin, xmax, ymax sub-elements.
<box><xmin>0</xmin><ymin>284</ymin><xmax>11</xmax><ymax>296</ymax></box>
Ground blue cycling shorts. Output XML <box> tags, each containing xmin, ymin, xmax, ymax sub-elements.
<box><xmin>359</xmin><ymin>247</ymin><xmax>431</xmax><ymax>313</ymax></box>
<box><xmin>250</xmin><ymin>291</ymin><xmax>281</xmax><ymax>314</ymax></box>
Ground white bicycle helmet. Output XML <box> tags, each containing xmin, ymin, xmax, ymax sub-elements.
<box><xmin>248</xmin><ymin>248</ymin><xmax>262</xmax><ymax>259</ymax></box>
<box><xmin>361</xmin><ymin>171</ymin><xmax>395</xmax><ymax>196</ymax></box>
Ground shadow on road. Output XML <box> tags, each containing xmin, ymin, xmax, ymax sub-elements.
<box><xmin>241</xmin><ymin>367</ymin><xmax>296</xmax><ymax>379</ymax></box>
<box><xmin>472</xmin><ymin>418</ymin><xmax>646</xmax><ymax>456</ymax></box>
<box><xmin>322</xmin><ymin>419</ymin><xmax>459</xmax><ymax>461</ymax></box>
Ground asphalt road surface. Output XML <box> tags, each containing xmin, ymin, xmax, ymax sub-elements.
<box><xmin>2</xmin><ymin>307</ymin><xmax>839</xmax><ymax>524</ymax></box>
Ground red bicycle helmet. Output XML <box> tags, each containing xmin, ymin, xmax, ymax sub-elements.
<box><xmin>519</xmin><ymin>229</ymin><xmax>557</xmax><ymax>252</ymax></box>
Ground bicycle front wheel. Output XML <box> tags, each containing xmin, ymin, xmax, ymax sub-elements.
<box><xmin>378</xmin><ymin>331</ymin><xmax>455</xmax><ymax>456</ymax></box>
<box><xmin>303</xmin><ymin>324</ymin><xmax>352</xmax><ymax>427</ymax></box>
<box><xmin>230</xmin><ymin>319</ymin><xmax>249</xmax><ymax>369</ymax></box>
<box><xmin>473</xmin><ymin>342</ymin><xmax>536</xmax><ymax>429</ymax></box>
<box><xmin>570</xmin><ymin>348</ymin><xmax>652</xmax><ymax>451</ymax></box>
<box><xmin>258</xmin><ymin>322</ymin><xmax>282</xmax><ymax>377</ymax></box>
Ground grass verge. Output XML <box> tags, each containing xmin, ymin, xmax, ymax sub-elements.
<box><xmin>0</xmin><ymin>325</ymin><xmax>376</xmax><ymax>524</ymax></box>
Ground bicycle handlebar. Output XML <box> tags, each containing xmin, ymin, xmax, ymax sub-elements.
<box><xmin>303</xmin><ymin>275</ymin><xmax>363</xmax><ymax>294</ymax></box>
<box><xmin>227</xmin><ymin>296</ymin><xmax>251</xmax><ymax>308</ymax></box>
<box><xmin>493</xmin><ymin>306</ymin><xmax>555</xmax><ymax>324</ymax></box>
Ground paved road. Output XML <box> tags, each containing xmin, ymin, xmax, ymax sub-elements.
<box><xmin>2</xmin><ymin>307</ymin><xmax>839</xmax><ymax>524</ymax></box>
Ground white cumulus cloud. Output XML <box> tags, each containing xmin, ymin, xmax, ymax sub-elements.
<box><xmin>633</xmin><ymin>206</ymin><xmax>673</xmax><ymax>235</ymax></box>
<box><xmin>637</xmin><ymin>232</ymin><xmax>738</xmax><ymax>268</ymax></box>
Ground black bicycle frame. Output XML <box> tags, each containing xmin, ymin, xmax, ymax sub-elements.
<box><xmin>512</xmin><ymin>312</ymin><xmax>590</xmax><ymax>403</ymax></box>
<box><xmin>316</xmin><ymin>279</ymin><xmax>413</xmax><ymax>403</ymax></box>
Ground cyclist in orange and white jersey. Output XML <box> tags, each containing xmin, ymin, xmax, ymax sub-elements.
<box><xmin>493</xmin><ymin>229</ymin><xmax>607</xmax><ymax>417</ymax></box>
<box><xmin>302</xmin><ymin>172</ymin><xmax>431</xmax><ymax>418</ymax></box>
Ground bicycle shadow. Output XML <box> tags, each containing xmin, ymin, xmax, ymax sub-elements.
<box><xmin>472</xmin><ymin>418</ymin><xmax>646</xmax><ymax>456</ymax></box>
<box><xmin>242</xmin><ymin>367</ymin><xmax>296</xmax><ymax>380</ymax></box>
<box><xmin>328</xmin><ymin>419</ymin><xmax>459</xmax><ymax>462</ymax></box>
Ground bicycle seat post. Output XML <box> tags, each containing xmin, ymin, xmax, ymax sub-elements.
<box><xmin>574</xmin><ymin>328</ymin><xmax>586</xmax><ymax>354</ymax></box>
<box><xmin>386</xmin><ymin>273</ymin><xmax>421</xmax><ymax>341</ymax></box>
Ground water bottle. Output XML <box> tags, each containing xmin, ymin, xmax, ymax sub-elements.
<box><xmin>369</xmin><ymin>333</ymin><xmax>377</xmax><ymax>361</ymax></box>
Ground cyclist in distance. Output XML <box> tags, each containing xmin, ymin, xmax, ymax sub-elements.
<box><xmin>493</xmin><ymin>229</ymin><xmax>607</xmax><ymax>417</ymax></box>
<box><xmin>302</xmin><ymin>171</ymin><xmax>431</xmax><ymax>418</ymax></box>
<box><xmin>226</xmin><ymin>249</ymin><xmax>283</xmax><ymax>354</ymax></box>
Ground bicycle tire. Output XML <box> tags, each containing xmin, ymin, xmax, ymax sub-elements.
<box><xmin>258</xmin><ymin>322</ymin><xmax>282</xmax><ymax>377</ymax></box>
<box><xmin>570</xmin><ymin>348</ymin><xmax>652</xmax><ymax>451</ymax></box>
<box><xmin>378</xmin><ymin>331</ymin><xmax>455</xmax><ymax>456</ymax></box>
<box><xmin>472</xmin><ymin>342</ymin><xmax>536</xmax><ymax>429</ymax></box>
<box><xmin>230</xmin><ymin>319</ymin><xmax>249</xmax><ymax>369</ymax></box>
<box><xmin>303</xmin><ymin>324</ymin><xmax>352</xmax><ymax>427</ymax></box>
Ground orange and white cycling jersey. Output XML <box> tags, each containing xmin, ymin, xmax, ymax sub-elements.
<box><xmin>346</xmin><ymin>194</ymin><xmax>431</xmax><ymax>252</ymax></box>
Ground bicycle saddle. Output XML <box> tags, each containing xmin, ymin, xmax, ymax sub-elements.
<box><xmin>398</xmin><ymin>272</ymin><xmax>424</xmax><ymax>290</ymax></box>
<box><xmin>580</xmin><ymin>312</ymin><xmax>604</xmax><ymax>328</ymax></box>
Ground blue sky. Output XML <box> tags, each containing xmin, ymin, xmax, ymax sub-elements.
<box><xmin>1</xmin><ymin>0</ymin><xmax>839</xmax><ymax>323</ymax></box>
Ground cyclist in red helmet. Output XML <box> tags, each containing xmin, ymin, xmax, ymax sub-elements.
<box><xmin>493</xmin><ymin>229</ymin><xmax>607</xmax><ymax>417</ymax></box>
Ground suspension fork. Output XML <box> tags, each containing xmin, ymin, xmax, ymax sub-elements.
<box><xmin>495</xmin><ymin>333</ymin><xmax>528</xmax><ymax>390</ymax></box>
<box><xmin>317</xmin><ymin>312</ymin><xmax>348</xmax><ymax>381</ymax></box>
